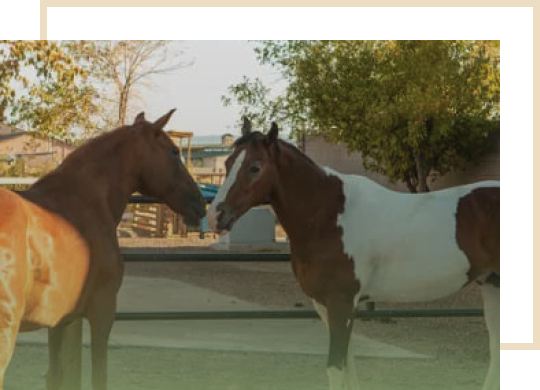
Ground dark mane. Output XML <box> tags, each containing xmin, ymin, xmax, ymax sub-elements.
<box><xmin>233</xmin><ymin>131</ymin><xmax>267</xmax><ymax>147</ymax></box>
<box><xmin>277</xmin><ymin>138</ymin><xmax>322</xmax><ymax>170</ymax></box>
<box><xmin>234</xmin><ymin>130</ymin><xmax>322</xmax><ymax>171</ymax></box>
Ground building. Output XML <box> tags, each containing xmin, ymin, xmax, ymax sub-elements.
<box><xmin>165</xmin><ymin>130</ymin><xmax>233</xmax><ymax>185</ymax></box>
<box><xmin>221</xmin><ymin>133</ymin><xmax>234</xmax><ymax>147</ymax></box>
<box><xmin>301</xmin><ymin>133</ymin><xmax>500</xmax><ymax>192</ymax></box>
<box><xmin>0</xmin><ymin>123</ymin><xmax>15</xmax><ymax>135</ymax></box>
<box><xmin>186</xmin><ymin>135</ymin><xmax>235</xmax><ymax>185</ymax></box>
<box><xmin>0</xmin><ymin>124</ymin><xmax>76</xmax><ymax>173</ymax></box>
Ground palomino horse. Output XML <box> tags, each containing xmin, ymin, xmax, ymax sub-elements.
<box><xmin>0</xmin><ymin>110</ymin><xmax>206</xmax><ymax>390</ymax></box>
<box><xmin>207</xmin><ymin>118</ymin><xmax>500</xmax><ymax>390</ymax></box>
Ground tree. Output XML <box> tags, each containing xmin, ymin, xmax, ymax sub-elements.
<box><xmin>74</xmin><ymin>41</ymin><xmax>191</xmax><ymax>127</ymax></box>
<box><xmin>0</xmin><ymin>40</ymin><xmax>99</xmax><ymax>140</ymax></box>
<box><xmin>225</xmin><ymin>40</ymin><xmax>500</xmax><ymax>192</ymax></box>
<box><xmin>0</xmin><ymin>41</ymin><xmax>190</xmax><ymax>142</ymax></box>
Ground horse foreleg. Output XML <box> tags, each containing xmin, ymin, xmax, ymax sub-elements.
<box><xmin>324</xmin><ymin>295</ymin><xmax>357</xmax><ymax>390</ymax></box>
<box><xmin>481</xmin><ymin>282</ymin><xmax>500</xmax><ymax>390</ymax></box>
<box><xmin>47</xmin><ymin>319</ymin><xmax>83</xmax><ymax>390</ymax></box>
<box><xmin>314</xmin><ymin>299</ymin><xmax>359</xmax><ymax>390</ymax></box>
<box><xmin>344</xmin><ymin>339</ymin><xmax>360</xmax><ymax>390</ymax></box>
<box><xmin>0</xmin><ymin>308</ymin><xmax>22</xmax><ymax>390</ymax></box>
<box><xmin>313</xmin><ymin>299</ymin><xmax>329</xmax><ymax>327</ymax></box>
<box><xmin>0</xmin><ymin>273</ymin><xmax>24</xmax><ymax>389</ymax></box>
<box><xmin>87</xmin><ymin>291</ymin><xmax>116</xmax><ymax>390</ymax></box>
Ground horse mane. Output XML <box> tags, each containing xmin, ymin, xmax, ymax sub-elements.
<box><xmin>276</xmin><ymin>139</ymin><xmax>322</xmax><ymax>171</ymax></box>
<box><xmin>233</xmin><ymin>131</ymin><xmax>267</xmax><ymax>147</ymax></box>
<box><xmin>59</xmin><ymin>125</ymin><xmax>134</xmax><ymax>166</ymax></box>
<box><xmin>234</xmin><ymin>130</ymin><xmax>321</xmax><ymax>170</ymax></box>
<box><xmin>28</xmin><ymin>126</ymin><xmax>138</xmax><ymax>191</ymax></box>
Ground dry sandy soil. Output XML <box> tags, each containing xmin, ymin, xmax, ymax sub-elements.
<box><xmin>6</xmin><ymin>237</ymin><xmax>490</xmax><ymax>390</ymax></box>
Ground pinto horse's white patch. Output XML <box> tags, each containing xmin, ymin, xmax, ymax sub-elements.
<box><xmin>207</xmin><ymin>150</ymin><xmax>246</xmax><ymax>231</ymax></box>
<box><xmin>325</xmin><ymin>167</ymin><xmax>499</xmax><ymax>304</ymax></box>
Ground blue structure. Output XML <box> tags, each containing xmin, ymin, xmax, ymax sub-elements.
<box><xmin>198</xmin><ymin>183</ymin><xmax>219</xmax><ymax>203</ymax></box>
<box><xmin>197</xmin><ymin>183</ymin><xmax>220</xmax><ymax>233</ymax></box>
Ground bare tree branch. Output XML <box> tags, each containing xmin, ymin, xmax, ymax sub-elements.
<box><xmin>83</xmin><ymin>40</ymin><xmax>192</xmax><ymax>126</ymax></box>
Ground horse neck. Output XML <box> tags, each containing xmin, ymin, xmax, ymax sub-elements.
<box><xmin>26</xmin><ymin>143</ymin><xmax>139</xmax><ymax>228</ymax></box>
<box><xmin>270</xmin><ymin>145</ymin><xmax>343</xmax><ymax>243</ymax></box>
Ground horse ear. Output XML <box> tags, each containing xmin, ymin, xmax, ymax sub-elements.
<box><xmin>267</xmin><ymin>122</ymin><xmax>279</xmax><ymax>144</ymax></box>
<box><xmin>153</xmin><ymin>109</ymin><xmax>176</xmax><ymax>130</ymax></box>
<box><xmin>134</xmin><ymin>112</ymin><xmax>146</xmax><ymax>124</ymax></box>
<box><xmin>241</xmin><ymin>116</ymin><xmax>252</xmax><ymax>136</ymax></box>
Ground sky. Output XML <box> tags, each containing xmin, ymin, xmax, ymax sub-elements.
<box><xmin>141</xmin><ymin>41</ymin><xmax>287</xmax><ymax>139</ymax></box>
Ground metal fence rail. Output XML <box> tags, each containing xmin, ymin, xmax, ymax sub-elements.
<box><xmin>121</xmin><ymin>251</ymin><xmax>484</xmax><ymax>319</ymax></box>
<box><xmin>115</xmin><ymin>308</ymin><xmax>483</xmax><ymax>321</ymax></box>
<box><xmin>3</xmin><ymin>183</ymin><xmax>484</xmax><ymax>320</ymax></box>
<box><xmin>122</xmin><ymin>252</ymin><xmax>289</xmax><ymax>262</ymax></box>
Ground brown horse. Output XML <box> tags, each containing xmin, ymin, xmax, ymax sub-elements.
<box><xmin>0</xmin><ymin>110</ymin><xmax>206</xmax><ymax>390</ymax></box>
<box><xmin>207</xmin><ymin>118</ymin><xmax>500</xmax><ymax>390</ymax></box>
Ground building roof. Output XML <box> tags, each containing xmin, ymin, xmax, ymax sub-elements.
<box><xmin>183</xmin><ymin>150</ymin><xmax>231</xmax><ymax>160</ymax></box>
<box><xmin>0</xmin><ymin>122</ymin><xmax>20</xmax><ymax>134</ymax></box>
<box><xmin>192</xmin><ymin>134</ymin><xmax>238</xmax><ymax>146</ymax></box>
<box><xmin>0</xmin><ymin>151</ymin><xmax>55</xmax><ymax>162</ymax></box>
<box><xmin>0</xmin><ymin>132</ymin><xmax>26</xmax><ymax>142</ymax></box>
<box><xmin>188</xmin><ymin>143</ymin><xmax>232</xmax><ymax>152</ymax></box>
<box><xmin>0</xmin><ymin>130</ymin><xmax>74</xmax><ymax>147</ymax></box>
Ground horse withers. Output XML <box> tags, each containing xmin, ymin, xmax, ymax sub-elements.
<box><xmin>0</xmin><ymin>110</ymin><xmax>206</xmax><ymax>390</ymax></box>
<box><xmin>207</xmin><ymin>118</ymin><xmax>500</xmax><ymax>390</ymax></box>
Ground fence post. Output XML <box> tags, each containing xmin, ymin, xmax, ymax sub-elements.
<box><xmin>156</xmin><ymin>204</ymin><xmax>165</xmax><ymax>238</ymax></box>
<box><xmin>57</xmin><ymin>318</ymin><xmax>83</xmax><ymax>390</ymax></box>
<box><xmin>360</xmin><ymin>302</ymin><xmax>376</xmax><ymax>322</ymax></box>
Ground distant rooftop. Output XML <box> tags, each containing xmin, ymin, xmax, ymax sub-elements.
<box><xmin>183</xmin><ymin>150</ymin><xmax>231</xmax><ymax>160</ymax></box>
<box><xmin>0</xmin><ymin>122</ymin><xmax>21</xmax><ymax>135</ymax></box>
<box><xmin>0</xmin><ymin>130</ymin><xmax>74</xmax><ymax>146</ymax></box>
<box><xmin>192</xmin><ymin>134</ymin><xmax>238</xmax><ymax>146</ymax></box>
<box><xmin>0</xmin><ymin>131</ymin><xmax>28</xmax><ymax>142</ymax></box>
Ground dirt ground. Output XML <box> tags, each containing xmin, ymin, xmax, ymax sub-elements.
<box><xmin>7</xmin><ymin>237</ymin><xmax>490</xmax><ymax>390</ymax></box>
<box><xmin>8</xmin><ymin>338</ymin><xmax>487</xmax><ymax>390</ymax></box>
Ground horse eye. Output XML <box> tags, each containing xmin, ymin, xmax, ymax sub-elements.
<box><xmin>171</xmin><ymin>148</ymin><xmax>180</xmax><ymax>157</ymax></box>
<box><xmin>249</xmin><ymin>164</ymin><xmax>261</xmax><ymax>174</ymax></box>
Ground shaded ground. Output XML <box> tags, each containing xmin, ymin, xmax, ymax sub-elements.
<box><xmin>7</xmin><ymin>238</ymin><xmax>489</xmax><ymax>390</ymax></box>
<box><xmin>120</xmin><ymin>257</ymin><xmax>488</xmax><ymax>389</ymax></box>
<box><xmin>8</xmin><ymin>320</ymin><xmax>488</xmax><ymax>390</ymax></box>
<box><xmin>119</xmin><ymin>237</ymin><xmax>483</xmax><ymax>310</ymax></box>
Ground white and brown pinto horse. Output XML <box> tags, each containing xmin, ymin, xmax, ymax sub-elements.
<box><xmin>207</xmin><ymin>118</ymin><xmax>500</xmax><ymax>390</ymax></box>
<box><xmin>0</xmin><ymin>111</ymin><xmax>206</xmax><ymax>390</ymax></box>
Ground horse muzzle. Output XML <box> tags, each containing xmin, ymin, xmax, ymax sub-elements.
<box><xmin>181</xmin><ymin>194</ymin><xmax>207</xmax><ymax>227</ymax></box>
<box><xmin>207</xmin><ymin>203</ymin><xmax>237</xmax><ymax>234</ymax></box>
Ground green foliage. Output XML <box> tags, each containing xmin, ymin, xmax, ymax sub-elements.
<box><xmin>0</xmin><ymin>40</ymin><xmax>187</xmax><ymax>142</ymax></box>
<box><xmin>224</xmin><ymin>40</ymin><xmax>500</xmax><ymax>192</ymax></box>
<box><xmin>0</xmin><ymin>40</ymin><xmax>100</xmax><ymax>140</ymax></box>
